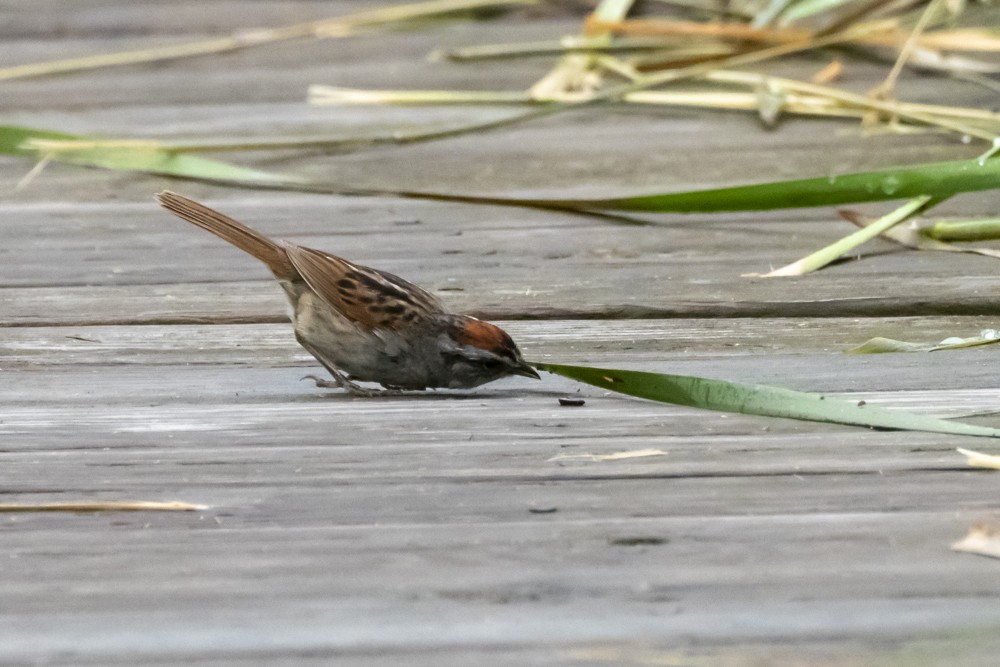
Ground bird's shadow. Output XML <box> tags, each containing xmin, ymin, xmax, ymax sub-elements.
<box><xmin>301</xmin><ymin>386</ymin><xmax>584</xmax><ymax>402</ymax></box>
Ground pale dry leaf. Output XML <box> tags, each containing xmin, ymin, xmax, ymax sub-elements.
<box><xmin>811</xmin><ymin>59</ymin><xmax>842</xmax><ymax>84</ymax></box>
<box><xmin>0</xmin><ymin>500</ymin><xmax>208</xmax><ymax>512</ymax></box>
<box><xmin>952</xmin><ymin>523</ymin><xmax>1000</xmax><ymax>560</ymax></box>
<box><xmin>548</xmin><ymin>448</ymin><xmax>667</xmax><ymax>462</ymax></box>
<box><xmin>957</xmin><ymin>447</ymin><xmax>1000</xmax><ymax>470</ymax></box>
<box><xmin>528</xmin><ymin>53</ymin><xmax>604</xmax><ymax>100</ymax></box>
<box><xmin>840</xmin><ymin>209</ymin><xmax>1000</xmax><ymax>260</ymax></box>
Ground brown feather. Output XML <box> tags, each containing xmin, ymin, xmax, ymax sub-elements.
<box><xmin>452</xmin><ymin>318</ymin><xmax>521</xmax><ymax>360</ymax></box>
<box><xmin>157</xmin><ymin>191</ymin><xmax>445</xmax><ymax>333</ymax></box>
<box><xmin>155</xmin><ymin>191</ymin><xmax>297</xmax><ymax>280</ymax></box>
<box><xmin>283</xmin><ymin>245</ymin><xmax>444</xmax><ymax>332</ymax></box>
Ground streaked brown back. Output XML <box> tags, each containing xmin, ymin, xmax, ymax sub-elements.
<box><xmin>284</xmin><ymin>245</ymin><xmax>444</xmax><ymax>332</ymax></box>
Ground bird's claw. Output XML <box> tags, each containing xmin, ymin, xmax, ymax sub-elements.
<box><xmin>301</xmin><ymin>374</ymin><xmax>388</xmax><ymax>397</ymax></box>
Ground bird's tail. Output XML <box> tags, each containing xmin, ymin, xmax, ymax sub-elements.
<box><xmin>155</xmin><ymin>191</ymin><xmax>296</xmax><ymax>279</ymax></box>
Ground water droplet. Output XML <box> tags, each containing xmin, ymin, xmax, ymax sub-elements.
<box><xmin>880</xmin><ymin>175</ymin><xmax>901</xmax><ymax>195</ymax></box>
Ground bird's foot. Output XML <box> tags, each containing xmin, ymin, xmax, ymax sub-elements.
<box><xmin>302</xmin><ymin>374</ymin><xmax>394</xmax><ymax>397</ymax></box>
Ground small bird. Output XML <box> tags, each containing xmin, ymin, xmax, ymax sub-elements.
<box><xmin>155</xmin><ymin>191</ymin><xmax>539</xmax><ymax>394</ymax></box>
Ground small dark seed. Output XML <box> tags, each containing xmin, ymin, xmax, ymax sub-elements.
<box><xmin>528</xmin><ymin>507</ymin><xmax>557</xmax><ymax>514</ymax></box>
<box><xmin>609</xmin><ymin>536</ymin><xmax>667</xmax><ymax>546</ymax></box>
<box><xmin>558</xmin><ymin>398</ymin><xmax>586</xmax><ymax>407</ymax></box>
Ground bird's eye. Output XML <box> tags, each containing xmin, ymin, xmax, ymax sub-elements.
<box><xmin>481</xmin><ymin>359</ymin><xmax>502</xmax><ymax>370</ymax></box>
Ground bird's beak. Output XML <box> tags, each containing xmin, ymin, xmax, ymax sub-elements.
<box><xmin>513</xmin><ymin>362</ymin><xmax>541</xmax><ymax>380</ymax></box>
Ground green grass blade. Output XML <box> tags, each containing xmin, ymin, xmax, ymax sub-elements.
<box><xmin>847</xmin><ymin>332</ymin><xmax>1000</xmax><ymax>354</ymax></box>
<box><xmin>52</xmin><ymin>146</ymin><xmax>296</xmax><ymax>184</ymax></box>
<box><xmin>533</xmin><ymin>361</ymin><xmax>1000</xmax><ymax>438</ymax></box>
<box><xmin>1</xmin><ymin>126</ymin><xmax>298</xmax><ymax>186</ymax></box>
<box><xmin>354</xmin><ymin>155</ymin><xmax>1000</xmax><ymax>217</ymax></box>
<box><xmin>0</xmin><ymin>126</ymin><xmax>79</xmax><ymax>153</ymax></box>
<box><xmin>758</xmin><ymin>195</ymin><xmax>937</xmax><ymax>276</ymax></box>
<box><xmin>845</xmin><ymin>337</ymin><xmax>936</xmax><ymax>353</ymax></box>
<box><xmin>841</xmin><ymin>208</ymin><xmax>1000</xmax><ymax>260</ymax></box>
<box><xmin>550</xmin><ymin>156</ymin><xmax>1000</xmax><ymax>212</ymax></box>
<box><xmin>927</xmin><ymin>218</ymin><xmax>1000</xmax><ymax>242</ymax></box>
<box><xmin>7</xmin><ymin>125</ymin><xmax>1000</xmax><ymax>221</ymax></box>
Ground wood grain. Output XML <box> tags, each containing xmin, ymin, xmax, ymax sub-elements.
<box><xmin>4</xmin><ymin>1</ymin><xmax>1000</xmax><ymax>664</ymax></box>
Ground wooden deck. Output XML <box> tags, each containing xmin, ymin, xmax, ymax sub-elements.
<box><xmin>4</xmin><ymin>2</ymin><xmax>1000</xmax><ymax>664</ymax></box>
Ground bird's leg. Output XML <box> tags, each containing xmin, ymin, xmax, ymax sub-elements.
<box><xmin>302</xmin><ymin>372</ymin><xmax>370</xmax><ymax>394</ymax></box>
<box><xmin>304</xmin><ymin>374</ymin><xmax>402</xmax><ymax>397</ymax></box>
<box><xmin>297</xmin><ymin>341</ymin><xmax>389</xmax><ymax>397</ymax></box>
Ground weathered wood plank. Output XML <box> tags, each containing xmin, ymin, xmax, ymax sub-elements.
<box><xmin>4</xmin><ymin>340</ymin><xmax>1000</xmax><ymax>469</ymax></box>
<box><xmin>2</xmin><ymin>510</ymin><xmax>1000</xmax><ymax>665</ymax></box>
<box><xmin>5</xmin><ymin>1</ymin><xmax>1000</xmax><ymax>664</ymax></box>
<box><xmin>5</xmin><ymin>195</ymin><xmax>1000</xmax><ymax>322</ymax></box>
<box><xmin>8</xmin><ymin>275</ymin><xmax>1000</xmax><ymax>326</ymax></box>
<box><xmin>7</xmin><ymin>349</ymin><xmax>998</xmax><ymax>663</ymax></box>
<box><xmin>6</xmin><ymin>317</ymin><xmax>1000</xmax><ymax>365</ymax></box>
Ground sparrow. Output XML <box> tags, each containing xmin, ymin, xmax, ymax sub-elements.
<box><xmin>155</xmin><ymin>191</ymin><xmax>539</xmax><ymax>394</ymax></box>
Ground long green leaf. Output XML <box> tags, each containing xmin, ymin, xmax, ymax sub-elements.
<box><xmin>1</xmin><ymin>126</ymin><xmax>298</xmax><ymax>186</ymax></box>
<box><xmin>534</xmin><ymin>361</ymin><xmax>1000</xmax><ymax>438</ymax></box>
<box><xmin>545</xmin><ymin>156</ymin><xmax>1000</xmax><ymax>212</ymax></box>
<box><xmin>0</xmin><ymin>126</ymin><xmax>78</xmax><ymax>153</ymax></box>
<box><xmin>6</xmin><ymin>125</ymin><xmax>1000</xmax><ymax>219</ymax></box>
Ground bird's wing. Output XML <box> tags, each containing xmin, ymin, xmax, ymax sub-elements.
<box><xmin>283</xmin><ymin>244</ymin><xmax>445</xmax><ymax>332</ymax></box>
